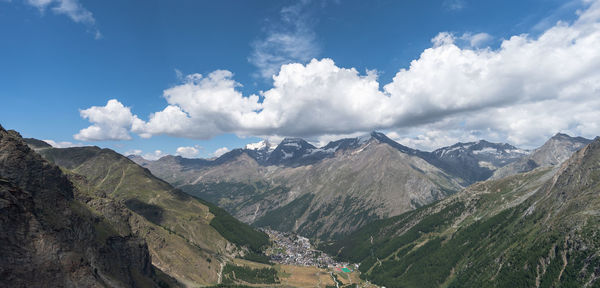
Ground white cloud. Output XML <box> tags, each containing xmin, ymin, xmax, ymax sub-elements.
<box><xmin>443</xmin><ymin>0</ymin><xmax>466</xmax><ymax>11</ymax></box>
<box><xmin>175</xmin><ymin>146</ymin><xmax>200</xmax><ymax>158</ymax></box>
<box><xmin>142</xmin><ymin>150</ymin><xmax>166</xmax><ymax>161</ymax></box>
<box><xmin>460</xmin><ymin>32</ymin><xmax>493</xmax><ymax>48</ymax></box>
<box><xmin>77</xmin><ymin>1</ymin><xmax>600</xmax><ymax>149</ymax></box>
<box><xmin>24</xmin><ymin>0</ymin><xmax>100</xmax><ymax>38</ymax></box>
<box><xmin>389</xmin><ymin>129</ymin><xmax>480</xmax><ymax>151</ymax></box>
<box><xmin>248</xmin><ymin>0</ymin><xmax>320</xmax><ymax>79</ymax></box>
<box><xmin>74</xmin><ymin>99</ymin><xmax>143</xmax><ymax>141</ymax></box>
<box><xmin>213</xmin><ymin>147</ymin><xmax>229</xmax><ymax>157</ymax></box>
<box><xmin>123</xmin><ymin>149</ymin><xmax>166</xmax><ymax>160</ymax></box>
<box><xmin>42</xmin><ymin>139</ymin><xmax>83</xmax><ymax>148</ymax></box>
<box><xmin>132</xmin><ymin>71</ymin><xmax>261</xmax><ymax>139</ymax></box>
<box><xmin>125</xmin><ymin>149</ymin><xmax>143</xmax><ymax>156</ymax></box>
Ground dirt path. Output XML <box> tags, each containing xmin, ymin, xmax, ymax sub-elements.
<box><xmin>217</xmin><ymin>261</ymin><xmax>225</xmax><ymax>283</ymax></box>
<box><xmin>330</xmin><ymin>272</ymin><xmax>340</xmax><ymax>288</ymax></box>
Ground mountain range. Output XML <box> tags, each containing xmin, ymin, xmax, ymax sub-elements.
<box><xmin>2</xmin><ymin>121</ymin><xmax>597</xmax><ymax>287</ymax></box>
<box><xmin>131</xmin><ymin>131</ymin><xmax>590</xmax><ymax>240</ymax></box>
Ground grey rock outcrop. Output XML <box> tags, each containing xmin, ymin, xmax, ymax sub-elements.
<box><xmin>0</xmin><ymin>125</ymin><xmax>159</xmax><ymax>287</ymax></box>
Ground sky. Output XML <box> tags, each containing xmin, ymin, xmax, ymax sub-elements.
<box><xmin>1</xmin><ymin>0</ymin><xmax>599</xmax><ymax>159</ymax></box>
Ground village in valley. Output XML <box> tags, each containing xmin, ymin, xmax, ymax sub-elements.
<box><xmin>261</xmin><ymin>228</ymin><xmax>356</xmax><ymax>272</ymax></box>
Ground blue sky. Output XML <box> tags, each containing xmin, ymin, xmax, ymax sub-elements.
<box><xmin>1</xmin><ymin>0</ymin><xmax>598</xmax><ymax>159</ymax></box>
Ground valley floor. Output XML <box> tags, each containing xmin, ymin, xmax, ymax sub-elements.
<box><xmin>221</xmin><ymin>229</ymin><xmax>377</xmax><ymax>288</ymax></box>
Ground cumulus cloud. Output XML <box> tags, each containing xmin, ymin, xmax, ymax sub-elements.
<box><xmin>248</xmin><ymin>0</ymin><xmax>320</xmax><ymax>79</ymax></box>
<box><xmin>132</xmin><ymin>71</ymin><xmax>262</xmax><ymax>139</ymax></box>
<box><xmin>213</xmin><ymin>147</ymin><xmax>229</xmax><ymax>157</ymax></box>
<box><xmin>74</xmin><ymin>99</ymin><xmax>143</xmax><ymax>141</ymax></box>
<box><xmin>459</xmin><ymin>32</ymin><xmax>493</xmax><ymax>48</ymax></box>
<box><xmin>125</xmin><ymin>149</ymin><xmax>143</xmax><ymax>156</ymax></box>
<box><xmin>175</xmin><ymin>146</ymin><xmax>200</xmax><ymax>158</ymax></box>
<box><xmin>77</xmin><ymin>1</ymin><xmax>600</xmax><ymax>149</ymax></box>
<box><xmin>123</xmin><ymin>149</ymin><xmax>166</xmax><ymax>160</ymax></box>
<box><xmin>142</xmin><ymin>150</ymin><xmax>166</xmax><ymax>161</ymax></box>
<box><xmin>24</xmin><ymin>0</ymin><xmax>101</xmax><ymax>38</ymax></box>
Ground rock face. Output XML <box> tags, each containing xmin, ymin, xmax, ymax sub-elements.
<box><xmin>0</xmin><ymin>126</ymin><xmax>159</xmax><ymax>287</ymax></box>
<box><xmin>492</xmin><ymin>133</ymin><xmax>591</xmax><ymax>179</ymax></box>
<box><xmin>327</xmin><ymin>137</ymin><xmax>600</xmax><ymax>287</ymax></box>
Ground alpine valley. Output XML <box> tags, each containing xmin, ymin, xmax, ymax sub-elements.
<box><xmin>6</xmin><ymin>0</ymin><xmax>600</xmax><ymax>287</ymax></box>
<box><xmin>3</xmin><ymin>122</ymin><xmax>599</xmax><ymax>288</ymax></box>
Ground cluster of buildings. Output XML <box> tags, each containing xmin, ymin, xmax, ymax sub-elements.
<box><xmin>261</xmin><ymin>228</ymin><xmax>352</xmax><ymax>269</ymax></box>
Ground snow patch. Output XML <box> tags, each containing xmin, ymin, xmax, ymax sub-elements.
<box><xmin>324</xmin><ymin>145</ymin><xmax>339</xmax><ymax>153</ymax></box>
<box><xmin>283</xmin><ymin>142</ymin><xmax>301</xmax><ymax>148</ymax></box>
<box><xmin>473</xmin><ymin>147</ymin><xmax>499</xmax><ymax>154</ymax></box>
<box><xmin>478</xmin><ymin>161</ymin><xmax>497</xmax><ymax>169</ymax></box>
<box><xmin>357</xmin><ymin>135</ymin><xmax>371</xmax><ymax>145</ymax></box>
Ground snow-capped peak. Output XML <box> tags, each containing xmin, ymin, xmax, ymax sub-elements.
<box><xmin>245</xmin><ymin>140</ymin><xmax>271</xmax><ymax>151</ymax></box>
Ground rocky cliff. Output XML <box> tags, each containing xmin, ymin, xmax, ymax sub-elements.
<box><xmin>0</xmin><ymin>125</ymin><xmax>168</xmax><ymax>287</ymax></box>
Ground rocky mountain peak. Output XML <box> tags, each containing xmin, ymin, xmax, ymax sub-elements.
<box><xmin>266</xmin><ymin>137</ymin><xmax>322</xmax><ymax>166</ymax></box>
<box><xmin>491</xmin><ymin>133</ymin><xmax>592</xmax><ymax>180</ymax></box>
<box><xmin>278</xmin><ymin>137</ymin><xmax>316</xmax><ymax>149</ymax></box>
<box><xmin>547</xmin><ymin>132</ymin><xmax>591</xmax><ymax>145</ymax></box>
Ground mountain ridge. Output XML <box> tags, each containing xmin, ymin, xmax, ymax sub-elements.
<box><xmin>134</xmin><ymin>131</ymin><xmax>532</xmax><ymax>185</ymax></box>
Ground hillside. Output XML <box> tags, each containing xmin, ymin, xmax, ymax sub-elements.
<box><xmin>31</xmin><ymin>144</ymin><xmax>269</xmax><ymax>286</ymax></box>
<box><xmin>0</xmin><ymin>126</ymin><xmax>173</xmax><ymax>287</ymax></box>
<box><xmin>323</xmin><ymin>138</ymin><xmax>600</xmax><ymax>287</ymax></box>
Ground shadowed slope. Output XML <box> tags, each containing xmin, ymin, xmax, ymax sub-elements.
<box><xmin>34</xmin><ymin>145</ymin><xmax>268</xmax><ymax>286</ymax></box>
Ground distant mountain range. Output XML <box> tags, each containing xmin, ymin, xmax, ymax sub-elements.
<box><xmin>323</xmin><ymin>136</ymin><xmax>600</xmax><ymax>287</ymax></box>
<box><xmin>130</xmin><ymin>131</ymin><xmax>590</xmax><ymax>240</ymax></box>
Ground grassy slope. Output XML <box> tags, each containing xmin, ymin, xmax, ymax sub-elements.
<box><xmin>325</xmin><ymin>140</ymin><xmax>600</xmax><ymax>288</ymax></box>
<box><xmin>37</xmin><ymin>146</ymin><xmax>269</xmax><ymax>285</ymax></box>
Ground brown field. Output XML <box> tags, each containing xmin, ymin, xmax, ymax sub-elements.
<box><xmin>334</xmin><ymin>270</ymin><xmax>364</xmax><ymax>286</ymax></box>
<box><xmin>227</xmin><ymin>260</ymin><xmax>377</xmax><ymax>287</ymax></box>
<box><xmin>232</xmin><ymin>258</ymin><xmax>272</xmax><ymax>269</ymax></box>
<box><xmin>275</xmin><ymin>264</ymin><xmax>336</xmax><ymax>288</ymax></box>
